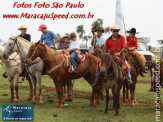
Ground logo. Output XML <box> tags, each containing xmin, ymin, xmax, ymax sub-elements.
<box><xmin>2</xmin><ymin>105</ymin><xmax>33</xmax><ymax>121</ymax></box>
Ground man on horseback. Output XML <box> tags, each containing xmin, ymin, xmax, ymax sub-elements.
<box><xmin>126</xmin><ymin>28</ymin><xmax>147</xmax><ymax>77</ymax></box>
<box><xmin>68</xmin><ymin>32</ymin><xmax>80</xmax><ymax>73</ymax></box>
<box><xmin>105</xmin><ymin>25</ymin><xmax>132</xmax><ymax>84</ymax></box>
<box><xmin>18</xmin><ymin>24</ymin><xmax>31</xmax><ymax>42</ymax></box>
<box><xmin>91</xmin><ymin>27</ymin><xmax>105</xmax><ymax>47</ymax></box>
<box><xmin>38</xmin><ymin>24</ymin><xmax>59</xmax><ymax>49</ymax></box>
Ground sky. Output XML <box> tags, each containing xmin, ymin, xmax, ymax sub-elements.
<box><xmin>0</xmin><ymin>0</ymin><xmax>163</xmax><ymax>45</ymax></box>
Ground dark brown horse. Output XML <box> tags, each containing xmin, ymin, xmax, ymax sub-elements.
<box><xmin>121</xmin><ymin>48</ymin><xmax>139</xmax><ymax>107</ymax></box>
<box><xmin>100</xmin><ymin>52</ymin><xmax>125</xmax><ymax>116</ymax></box>
<box><xmin>25</xmin><ymin>42</ymin><xmax>103</xmax><ymax>107</ymax></box>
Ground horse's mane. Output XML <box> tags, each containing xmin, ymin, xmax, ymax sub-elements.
<box><xmin>9</xmin><ymin>35</ymin><xmax>31</xmax><ymax>44</ymax></box>
<box><xmin>17</xmin><ymin>36</ymin><xmax>31</xmax><ymax>44</ymax></box>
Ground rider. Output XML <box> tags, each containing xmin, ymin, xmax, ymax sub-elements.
<box><xmin>59</xmin><ymin>35</ymin><xmax>70</xmax><ymax>50</ymax></box>
<box><xmin>68</xmin><ymin>32</ymin><xmax>80</xmax><ymax>73</ymax></box>
<box><xmin>91</xmin><ymin>27</ymin><xmax>105</xmax><ymax>47</ymax></box>
<box><xmin>39</xmin><ymin>24</ymin><xmax>59</xmax><ymax>49</ymax></box>
<box><xmin>18</xmin><ymin>24</ymin><xmax>31</xmax><ymax>42</ymax></box>
<box><xmin>105</xmin><ymin>25</ymin><xmax>133</xmax><ymax>84</ymax></box>
<box><xmin>126</xmin><ymin>28</ymin><xmax>147</xmax><ymax>77</ymax></box>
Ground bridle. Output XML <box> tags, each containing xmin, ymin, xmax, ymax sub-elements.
<box><xmin>100</xmin><ymin>53</ymin><xmax>113</xmax><ymax>78</ymax></box>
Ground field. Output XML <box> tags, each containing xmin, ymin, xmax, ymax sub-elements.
<box><xmin>0</xmin><ymin>65</ymin><xmax>162</xmax><ymax>122</ymax></box>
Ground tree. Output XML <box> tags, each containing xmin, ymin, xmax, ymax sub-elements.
<box><xmin>91</xmin><ymin>18</ymin><xmax>103</xmax><ymax>28</ymax></box>
<box><xmin>65</xmin><ymin>33</ymin><xmax>70</xmax><ymax>37</ymax></box>
<box><xmin>83</xmin><ymin>36</ymin><xmax>88</xmax><ymax>47</ymax></box>
<box><xmin>76</xmin><ymin>25</ymin><xmax>85</xmax><ymax>40</ymax></box>
<box><xmin>138</xmin><ymin>37</ymin><xmax>151</xmax><ymax>45</ymax></box>
<box><xmin>104</xmin><ymin>27</ymin><xmax>110</xmax><ymax>35</ymax></box>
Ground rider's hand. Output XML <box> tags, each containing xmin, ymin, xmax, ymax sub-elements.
<box><xmin>50</xmin><ymin>45</ymin><xmax>54</xmax><ymax>48</ymax></box>
<box><xmin>93</xmin><ymin>34</ymin><xmax>96</xmax><ymax>38</ymax></box>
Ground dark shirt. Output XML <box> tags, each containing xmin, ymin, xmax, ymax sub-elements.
<box><xmin>161</xmin><ymin>48</ymin><xmax>163</xmax><ymax>59</ymax></box>
<box><xmin>19</xmin><ymin>34</ymin><xmax>31</xmax><ymax>42</ymax></box>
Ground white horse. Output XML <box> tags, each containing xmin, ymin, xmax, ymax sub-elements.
<box><xmin>2</xmin><ymin>36</ymin><xmax>74</xmax><ymax>104</ymax></box>
<box><xmin>0</xmin><ymin>45</ymin><xmax>22</xmax><ymax>102</ymax></box>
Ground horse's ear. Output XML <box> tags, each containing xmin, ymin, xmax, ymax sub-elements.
<box><xmin>35</xmin><ymin>41</ymin><xmax>40</xmax><ymax>47</ymax></box>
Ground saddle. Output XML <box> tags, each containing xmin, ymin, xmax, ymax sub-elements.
<box><xmin>75</xmin><ymin>51</ymin><xmax>85</xmax><ymax>64</ymax></box>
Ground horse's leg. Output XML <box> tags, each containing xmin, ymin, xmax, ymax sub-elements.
<box><xmin>104</xmin><ymin>87</ymin><xmax>109</xmax><ymax>115</ymax></box>
<box><xmin>130</xmin><ymin>84</ymin><xmax>136</xmax><ymax>107</ymax></box>
<box><xmin>27</xmin><ymin>79</ymin><xmax>33</xmax><ymax>101</ymax></box>
<box><xmin>114</xmin><ymin>90</ymin><xmax>119</xmax><ymax>116</ymax></box>
<box><xmin>112</xmin><ymin>87</ymin><xmax>115</xmax><ymax>110</ymax></box>
<box><xmin>14</xmin><ymin>74</ymin><xmax>19</xmax><ymax>102</ymax></box>
<box><xmin>84</xmin><ymin>76</ymin><xmax>95</xmax><ymax>106</ymax></box>
<box><xmin>30</xmin><ymin>77</ymin><xmax>37</xmax><ymax>105</ymax></box>
<box><xmin>66</xmin><ymin>80</ymin><xmax>74</xmax><ymax>102</ymax></box>
<box><xmin>95</xmin><ymin>78</ymin><xmax>104</xmax><ymax>105</ymax></box>
<box><xmin>9</xmin><ymin>77</ymin><xmax>14</xmax><ymax>102</ymax></box>
<box><xmin>36</xmin><ymin>73</ymin><xmax>43</xmax><ymax>105</ymax></box>
<box><xmin>126</xmin><ymin>81</ymin><xmax>129</xmax><ymax>102</ymax></box>
<box><xmin>122</xmin><ymin>80</ymin><xmax>126</xmax><ymax>106</ymax></box>
<box><xmin>57</xmin><ymin>77</ymin><xmax>64</xmax><ymax>107</ymax></box>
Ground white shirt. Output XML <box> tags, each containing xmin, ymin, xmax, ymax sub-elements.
<box><xmin>69</xmin><ymin>40</ymin><xmax>80</xmax><ymax>51</ymax></box>
<box><xmin>95</xmin><ymin>36</ymin><xmax>105</xmax><ymax>46</ymax></box>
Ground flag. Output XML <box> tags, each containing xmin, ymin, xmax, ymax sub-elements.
<box><xmin>115</xmin><ymin>0</ymin><xmax>126</xmax><ymax>37</ymax></box>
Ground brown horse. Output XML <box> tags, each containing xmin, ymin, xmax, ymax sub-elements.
<box><xmin>100</xmin><ymin>52</ymin><xmax>125</xmax><ymax>116</ymax></box>
<box><xmin>121</xmin><ymin>47</ymin><xmax>139</xmax><ymax>107</ymax></box>
<box><xmin>25</xmin><ymin>42</ymin><xmax>103</xmax><ymax>107</ymax></box>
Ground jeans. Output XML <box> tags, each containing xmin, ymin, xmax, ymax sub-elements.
<box><xmin>70</xmin><ymin>51</ymin><xmax>77</xmax><ymax>70</ymax></box>
<box><xmin>125</xmin><ymin>60</ymin><xmax>132</xmax><ymax>82</ymax></box>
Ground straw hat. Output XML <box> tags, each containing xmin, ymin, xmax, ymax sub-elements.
<box><xmin>18</xmin><ymin>24</ymin><xmax>28</xmax><ymax>30</ymax></box>
<box><xmin>62</xmin><ymin>35</ymin><xmax>69</xmax><ymax>40</ymax></box>
<box><xmin>95</xmin><ymin>27</ymin><xmax>104</xmax><ymax>33</ymax></box>
<box><xmin>109</xmin><ymin>25</ymin><xmax>120</xmax><ymax>31</ymax></box>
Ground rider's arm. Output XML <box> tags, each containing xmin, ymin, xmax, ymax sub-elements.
<box><xmin>91</xmin><ymin>34</ymin><xmax>96</xmax><ymax>46</ymax></box>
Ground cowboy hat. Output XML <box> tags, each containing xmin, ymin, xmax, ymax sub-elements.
<box><xmin>18</xmin><ymin>24</ymin><xmax>28</xmax><ymax>30</ymax></box>
<box><xmin>62</xmin><ymin>35</ymin><xmax>69</xmax><ymax>40</ymax></box>
<box><xmin>95</xmin><ymin>27</ymin><xmax>104</xmax><ymax>33</ymax></box>
<box><xmin>127</xmin><ymin>28</ymin><xmax>139</xmax><ymax>34</ymax></box>
<box><xmin>109</xmin><ymin>25</ymin><xmax>120</xmax><ymax>31</ymax></box>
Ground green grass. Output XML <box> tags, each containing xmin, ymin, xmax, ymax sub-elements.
<box><xmin>0</xmin><ymin>65</ymin><xmax>163</xmax><ymax>122</ymax></box>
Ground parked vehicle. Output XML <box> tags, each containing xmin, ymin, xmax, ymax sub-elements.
<box><xmin>137</xmin><ymin>43</ymin><xmax>155</xmax><ymax>69</ymax></box>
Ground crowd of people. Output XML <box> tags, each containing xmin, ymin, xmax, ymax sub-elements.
<box><xmin>16</xmin><ymin>24</ymin><xmax>148</xmax><ymax>81</ymax></box>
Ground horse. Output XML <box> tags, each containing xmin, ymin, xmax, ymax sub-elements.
<box><xmin>2</xmin><ymin>36</ymin><xmax>74</xmax><ymax>104</ymax></box>
<box><xmin>25</xmin><ymin>41</ymin><xmax>103</xmax><ymax>107</ymax></box>
<box><xmin>100</xmin><ymin>52</ymin><xmax>125</xmax><ymax>116</ymax></box>
<box><xmin>121</xmin><ymin>47</ymin><xmax>140</xmax><ymax>107</ymax></box>
<box><xmin>0</xmin><ymin>45</ymin><xmax>24</xmax><ymax>102</ymax></box>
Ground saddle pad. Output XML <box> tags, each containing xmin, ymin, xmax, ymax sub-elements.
<box><xmin>80</xmin><ymin>54</ymin><xmax>85</xmax><ymax>62</ymax></box>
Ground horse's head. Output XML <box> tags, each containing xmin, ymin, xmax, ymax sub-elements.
<box><xmin>2</xmin><ymin>35</ymin><xmax>18</xmax><ymax>60</ymax></box>
<box><xmin>93</xmin><ymin>46</ymin><xmax>106</xmax><ymax>58</ymax></box>
<box><xmin>25</xmin><ymin>41</ymin><xmax>45</xmax><ymax>64</ymax></box>
<box><xmin>100</xmin><ymin>52</ymin><xmax>112</xmax><ymax>75</ymax></box>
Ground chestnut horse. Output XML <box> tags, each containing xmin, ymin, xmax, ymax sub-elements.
<box><xmin>25</xmin><ymin>42</ymin><xmax>103</xmax><ymax>107</ymax></box>
<box><xmin>121</xmin><ymin>48</ymin><xmax>139</xmax><ymax>107</ymax></box>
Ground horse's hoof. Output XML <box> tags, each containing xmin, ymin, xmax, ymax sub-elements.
<box><xmin>95</xmin><ymin>102</ymin><xmax>100</xmax><ymax>106</ymax></box>
<box><xmin>91</xmin><ymin>103</ymin><xmax>97</xmax><ymax>107</ymax></box>
<box><xmin>65</xmin><ymin>98</ymin><xmax>73</xmax><ymax>102</ymax></box>
<box><xmin>28</xmin><ymin>97</ymin><xmax>32</xmax><ymax>101</ymax></box>
<box><xmin>9</xmin><ymin>99</ymin><xmax>14</xmax><ymax>102</ymax></box>
<box><xmin>57</xmin><ymin>104</ymin><xmax>64</xmax><ymax>108</ymax></box>
<box><xmin>131</xmin><ymin>104</ymin><xmax>135</xmax><ymax>107</ymax></box>
<box><xmin>104</xmin><ymin>113</ymin><xmax>108</xmax><ymax>115</ymax></box>
<box><xmin>32</xmin><ymin>101</ymin><xmax>36</xmax><ymax>105</ymax></box>
<box><xmin>115</xmin><ymin>114</ymin><xmax>120</xmax><ymax>117</ymax></box>
<box><xmin>122</xmin><ymin>103</ymin><xmax>125</xmax><ymax>106</ymax></box>
<box><xmin>134</xmin><ymin>100</ymin><xmax>138</xmax><ymax>104</ymax></box>
<box><xmin>14</xmin><ymin>98</ymin><xmax>19</xmax><ymax>103</ymax></box>
<box><xmin>125</xmin><ymin>99</ymin><xmax>129</xmax><ymax>102</ymax></box>
<box><xmin>39</xmin><ymin>101</ymin><xmax>43</xmax><ymax>105</ymax></box>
